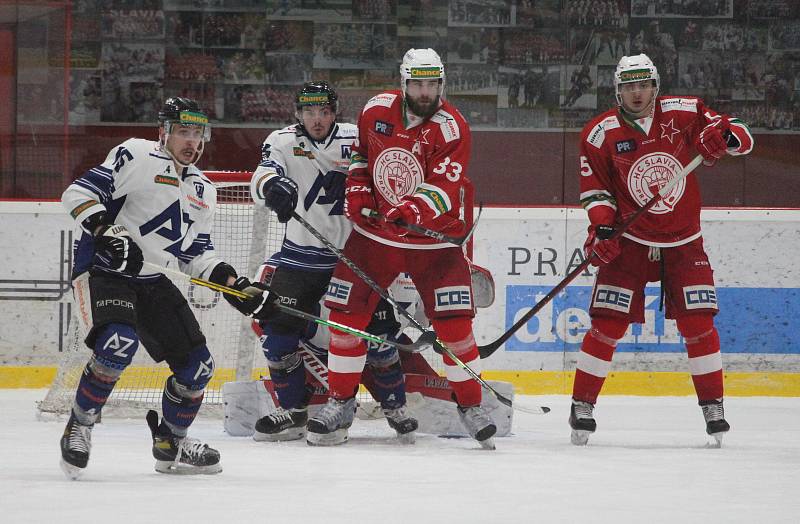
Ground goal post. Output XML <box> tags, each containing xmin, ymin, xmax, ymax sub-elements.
<box><xmin>38</xmin><ymin>171</ymin><xmax>284</xmax><ymax>417</ymax></box>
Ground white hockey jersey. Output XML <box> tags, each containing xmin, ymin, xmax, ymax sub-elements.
<box><xmin>62</xmin><ymin>138</ymin><xmax>225</xmax><ymax>280</ymax></box>
<box><xmin>250</xmin><ymin>123</ymin><xmax>357</xmax><ymax>272</ymax></box>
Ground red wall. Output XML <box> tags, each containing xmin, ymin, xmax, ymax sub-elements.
<box><xmin>8</xmin><ymin>126</ymin><xmax>800</xmax><ymax>207</ymax></box>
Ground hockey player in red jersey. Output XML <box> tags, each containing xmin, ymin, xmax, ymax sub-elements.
<box><xmin>570</xmin><ymin>54</ymin><xmax>754</xmax><ymax>447</ymax></box>
<box><xmin>307</xmin><ymin>48</ymin><xmax>497</xmax><ymax>449</ymax></box>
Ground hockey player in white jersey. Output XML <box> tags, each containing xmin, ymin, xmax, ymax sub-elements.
<box><xmin>59</xmin><ymin>97</ymin><xmax>270</xmax><ymax>479</ymax></box>
<box><xmin>249</xmin><ymin>82</ymin><xmax>419</xmax><ymax>443</ymax></box>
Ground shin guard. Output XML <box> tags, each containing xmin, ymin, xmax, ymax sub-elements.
<box><xmin>678</xmin><ymin>315</ymin><xmax>723</xmax><ymax>402</ymax></box>
<box><xmin>572</xmin><ymin>317</ymin><xmax>628</xmax><ymax>405</ymax></box>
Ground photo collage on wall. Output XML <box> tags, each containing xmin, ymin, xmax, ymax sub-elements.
<box><xmin>50</xmin><ymin>0</ymin><xmax>800</xmax><ymax>130</ymax></box>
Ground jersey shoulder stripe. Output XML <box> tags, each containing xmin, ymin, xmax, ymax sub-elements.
<box><xmin>431</xmin><ymin>109</ymin><xmax>461</xmax><ymax>143</ymax></box>
<box><xmin>585</xmin><ymin>115</ymin><xmax>620</xmax><ymax>149</ymax></box>
<box><xmin>363</xmin><ymin>92</ymin><xmax>397</xmax><ymax>113</ymax></box>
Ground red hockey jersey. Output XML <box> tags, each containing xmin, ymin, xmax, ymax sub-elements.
<box><xmin>579</xmin><ymin>96</ymin><xmax>753</xmax><ymax>246</ymax></box>
<box><xmin>349</xmin><ymin>90</ymin><xmax>473</xmax><ymax>249</ymax></box>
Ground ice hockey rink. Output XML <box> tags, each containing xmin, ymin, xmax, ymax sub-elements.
<box><xmin>2</xmin><ymin>390</ymin><xmax>797</xmax><ymax>523</ymax></box>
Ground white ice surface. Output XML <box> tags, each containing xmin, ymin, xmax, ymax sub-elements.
<box><xmin>1</xmin><ymin>390</ymin><xmax>798</xmax><ymax>523</ymax></box>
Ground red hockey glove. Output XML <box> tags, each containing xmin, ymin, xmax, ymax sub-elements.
<box><xmin>584</xmin><ymin>225</ymin><xmax>621</xmax><ymax>266</ymax></box>
<box><xmin>695</xmin><ymin>118</ymin><xmax>731</xmax><ymax>164</ymax></box>
<box><xmin>344</xmin><ymin>179</ymin><xmax>375</xmax><ymax>227</ymax></box>
<box><xmin>384</xmin><ymin>198</ymin><xmax>429</xmax><ymax>237</ymax></box>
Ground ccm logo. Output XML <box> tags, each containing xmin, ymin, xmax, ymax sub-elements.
<box><xmin>684</xmin><ymin>285</ymin><xmax>718</xmax><ymax>310</ymax></box>
<box><xmin>96</xmin><ymin>299</ymin><xmax>134</xmax><ymax>309</ymax></box>
<box><xmin>434</xmin><ymin>286</ymin><xmax>471</xmax><ymax>311</ymax></box>
<box><xmin>593</xmin><ymin>285</ymin><xmax>633</xmax><ymax>313</ymax></box>
<box><xmin>326</xmin><ymin>278</ymin><xmax>352</xmax><ymax>305</ymax></box>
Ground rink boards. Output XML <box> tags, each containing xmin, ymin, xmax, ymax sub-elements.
<box><xmin>1</xmin><ymin>203</ymin><xmax>799</xmax><ymax>395</ymax></box>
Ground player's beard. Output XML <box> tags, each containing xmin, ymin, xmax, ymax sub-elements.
<box><xmin>406</xmin><ymin>94</ymin><xmax>440</xmax><ymax>120</ymax></box>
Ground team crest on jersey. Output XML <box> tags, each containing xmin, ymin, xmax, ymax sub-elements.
<box><xmin>627</xmin><ymin>152</ymin><xmax>686</xmax><ymax>214</ymax></box>
<box><xmin>193</xmin><ymin>182</ymin><xmax>204</xmax><ymax>198</ymax></box>
<box><xmin>373</xmin><ymin>147</ymin><xmax>424</xmax><ymax>205</ymax></box>
<box><xmin>261</xmin><ymin>143</ymin><xmax>271</xmax><ymax>162</ymax></box>
<box><xmin>341</xmin><ymin>144</ymin><xmax>352</xmax><ymax>159</ymax></box>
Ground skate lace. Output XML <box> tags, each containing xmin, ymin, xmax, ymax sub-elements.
<box><xmin>702</xmin><ymin>402</ymin><xmax>724</xmax><ymax>422</ymax></box>
<box><xmin>267</xmin><ymin>408</ymin><xmax>292</xmax><ymax>424</ymax></box>
<box><xmin>68</xmin><ymin>422</ymin><xmax>92</xmax><ymax>454</ymax></box>
<box><xmin>383</xmin><ymin>406</ymin><xmax>410</xmax><ymax>422</ymax></box>
<box><xmin>315</xmin><ymin>398</ymin><xmax>352</xmax><ymax>427</ymax></box>
<box><xmin>175</xmin><ymin>437</ymin><xmax>206</xmax><ymax>463</ymax></box>
<box><xmin>460</xmin><ymin>405</ymin><xmax>491</xmax><ymax>433</ymax></box>
<box><xmin>573</xmin><ymin>401</ymin><xmax>594</xmax><ymax>420</ymax></box>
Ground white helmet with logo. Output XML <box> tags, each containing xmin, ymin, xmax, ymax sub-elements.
<box><xmin>614</xmin><ymin>54</ymin><xmax>659</xmax><ymax>108</ymax></box>
<box><xmin>400</xmin><ymin>48</ymin><xmax>445</xmax><ymax>98</ymax></box>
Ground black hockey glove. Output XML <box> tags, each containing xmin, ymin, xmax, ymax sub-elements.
<box><xmin>263</xmin><ymin>176</ymin><xmax>299</xmax><ymax>223</ymax></box>
<box><xmin>224</xmin><ymin>277</ymin><xmax>275</xmax><ymax>318</ymax></box>
<box><xmin>321</xmin><ymin>170</ymin><xmax>346</xmax><ymax>200</ymax></box>
<box><xmin>93</xmin><ymin>224</ymin><xmax>144</xmax><ymax>275</ymax></box>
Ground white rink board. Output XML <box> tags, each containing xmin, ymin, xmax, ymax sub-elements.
<box><xmin>1</xmin><ymin>203</ymin><xmax>799</xmax><ymax>371</ymax></box>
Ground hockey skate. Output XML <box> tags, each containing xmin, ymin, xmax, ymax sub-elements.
<box><xmin>253</xmin><ymin>407</ymin><xmax>308</xmax><ymax>442</ymax></box>
<box><xmin>383</xmin><ymin>405</ymin><xmax>418</xmax><ymax>444</ymax></box>
<box><xmin>306</xmin><ymin>397</ymin><xmax>356</xmax><ymax>446</ymax></box>
<box><xmin>569</xmin><ymin>399</ymin><xmax>597</xmax><ymax>446</ymax></box>
<box><xmin>59</xmin><ymin>411</ymin><xmax>93</xmax><ymax>480</ymax></box>
<box><xmin>146</xmin><ymin>410</ymin><xmax>221</xmax><ymax>475</ymax></box>
<box><xmin>700</xmin><ymin>399</ymin><xmax>730</xmax><ymax>448</ymax></box>
<box><xmin>457</xmin><ymin>404</ymin><xmax>497</xmax><ymax>450</ymax></box>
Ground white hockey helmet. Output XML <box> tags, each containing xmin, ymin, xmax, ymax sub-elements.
<box><xmin>400</xmin><ymin>48</ymin><xmax>445</xmax><ymax>98</ymax></box>
<box><xmin>614</xmin><ymin>54</ymin><xmax>659</xmax><ymax>108</ymax></box>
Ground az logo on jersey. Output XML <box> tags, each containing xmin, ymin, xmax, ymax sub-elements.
<box><xmin>341</xmin><ymin>144</ymin><xmax>352</xmax><ymax>159</ymax></box>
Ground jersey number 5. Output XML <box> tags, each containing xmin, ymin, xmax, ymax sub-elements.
<box><xmin>580</xmin><ymin>156</ymin><xmax>593</xmax><ymax>177</ymax></box>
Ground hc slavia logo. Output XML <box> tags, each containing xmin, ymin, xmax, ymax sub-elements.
<box><xmin>326</xmin><ymin>277</ymin><xmax>352</xmax><ymax>305</ymax></box>
<box><xmin>592</xmin><ymin>284</ymin><xmax>633</xmax><ymax>313</ymax></box>
<box><xmin>434</xmin><ymin>286</ymin><xmax>471</xmax><ymax>312</ymax></box>
<box><xmin>683</xmin><ymin>285</ymin><xmax>718</xmax><ymax>310</ymax></box>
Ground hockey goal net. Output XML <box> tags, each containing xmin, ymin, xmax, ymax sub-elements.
<box><xmin>38</xmin><ymin>171</ymin><xmax>283</xmax><ymax>417</ymax></box>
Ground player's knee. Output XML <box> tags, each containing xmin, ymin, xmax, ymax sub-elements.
<box><xmin>676</xmin><ymin>314</ymin><xmax>715</xmax><ymax>338</ymax></box>
<box><xmin>266</xmin><ymin>349</ymin><xmax>302</xmax><ymax>378</ymax></box>
<box><xmin>367</xmin><ymin>346</ymin><xmax>400</xmax><ymax>369</ymax></box>
<box><xmin>261</xmin><ymin>324</ymin><xmax>301</xmax><ymax>361</ymax></box>
<box><xmin>432</xmin><ymin>316</ymin><xmax>475</xmax><ymax>356</ymax></box>
<box><xmin>171</xmin><ymin>345</ymin><xmax>215</xmax><ymax>393</ymax></box>
<box><xmin>589</xmin><ymin>316</ymin><xmax>629</xmax><ymax>344</ymax></box>
<box><xmin>92</xmin><ymin>322</ymin><xmax>139</xmax><ymax>372</ymax></box>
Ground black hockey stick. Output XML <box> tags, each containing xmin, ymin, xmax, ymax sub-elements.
<box><xmin>477</xmin><ymin>154</ymin><xmax>704</xmax><ymax>359</ymax></box>
<box><xmin>360</xmin><ymin>203</ymin><xmax>483</xmax><ymax>246</ymax></box>
<box><xmin>289</xmin><ymin>211</ymin><xmax>544</xmax><ymax>414</ymax></box>
<box><xmin>143</xmin><ymin>262</ymin><xmax>433</xmax><ymax>353</ymax></box>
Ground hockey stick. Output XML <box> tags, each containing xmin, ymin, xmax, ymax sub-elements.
<box><xmin>289</xmin><ymin>211</ymin><xmax>540</xmax><ymax>414</ymax></box>
<box><xmin>360</xmin><ymin>203</ymin><xmax>484</xmax><ymax>246</ymax></box>
<box><xmin>477</xmin><ymin>154</ymin><xmax>704</xmax><ymax>359</ymax></box>
<box><xmin>143</xmin><ymin>262</ymin><xmax>432</xmax><ymax>353</ymax></box>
